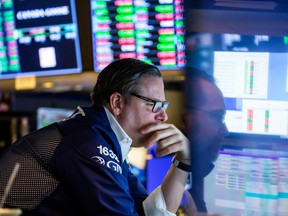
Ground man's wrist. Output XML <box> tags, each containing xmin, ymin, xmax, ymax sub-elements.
<box><xmin>172</xmin><ymin>156</ymin><xmax>191</xmax><ymax>172</ymax></box>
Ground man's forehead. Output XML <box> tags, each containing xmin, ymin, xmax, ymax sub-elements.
<box><xmin>137</xmin><ymin>76</ymin><xmax>165</xmax><ymax>97</ymax></box>
<box><xmin>187</xmin><ymin>78</ymin><xmax>226</xmax><ymax>110</ymax></box>
<box><xmin>201</xmin><ymin>87</ymin><xmax>226</xmax><ymax>111</ymax></box>
<box><xmin>138</xmin><ymin>76</ymin><xmax>163</xmax><ymax>88</ymax></box>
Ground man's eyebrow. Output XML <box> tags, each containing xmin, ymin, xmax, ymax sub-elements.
<box><xmin>209</xmin><ymin>109</ymin><xmax>226</xmax><ymax>114</ymax></box>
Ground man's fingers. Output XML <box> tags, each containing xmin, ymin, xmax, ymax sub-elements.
<box><xmin>140</xmin><ymin>123</ymin><xmax>172</xmax><ymax>134</ymax></box>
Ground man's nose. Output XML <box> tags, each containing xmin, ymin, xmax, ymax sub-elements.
<box><xmin>219</xmin><ymin>122</ymin><xmax>229</xmax><ymax>137</ymax></box>
<box><xmin>155</xmin><ymin>108</ymin><xmax>168</xmax><ymax>123</ymax></box>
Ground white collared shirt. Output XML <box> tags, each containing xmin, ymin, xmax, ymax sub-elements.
<box><xmin>103</xmin><ymin>107</ymin><xmax>175</xmax><ymax>216</ymax></box>
<box><xmin>104</xmin><ymin>106</ymin><xmax>132</xmax><ymax>162</ymax></box>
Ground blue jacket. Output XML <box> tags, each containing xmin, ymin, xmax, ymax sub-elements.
<box><xmin>0</xmin><ymin>106</ymin><xmax>148</xmax><ymax>216</ymax></box>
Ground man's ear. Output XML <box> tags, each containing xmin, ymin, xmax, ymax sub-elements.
<box><xmin>109</xmin><ymin>92</ymin><xmax>123</xmax><ymax>116</ymax></box>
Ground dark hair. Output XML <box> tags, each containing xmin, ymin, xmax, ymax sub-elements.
<box><xmin>185</xmin><ymin>67</ymin><xmax>216</xmax><ymax>109</ymax></box>
<box><xmin>185</xmin><ymin>67</ymin><xmax>215</xmax><ymax>83</ymax></box>
<box><xmin>91</xmin><ymin>58</ymin><xmax>162</xmax><ymax>108</ymax></box>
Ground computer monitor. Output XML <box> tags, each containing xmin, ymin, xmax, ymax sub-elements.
<box><xmin>0</xmin><ymin>0</ymin><xmax>82</xmax><ymax>80</ymax></box>
<box><xmin>90</xmin><ymin>0</ymin><xmax>185</xmax><ymax>71</ymax></box>
<box><xmin>146</xmin><ymin>144</ymin><xmax>192</xmax><ymax>194</ymax></box>
<box><xmin>186</xmin><ymin>33</ymin><xmax>288</xmax><ymax>139</ymax></box>
<box><xmin>204</xmin><ymin>138</ymin><xmax>288</xmax><ymax>215</ymax></box>
<box><xmin>36</xmin><ymin>107</ymin><xmax>74</xmax><ymax>129</ymax></box>
<box><xmin>146</xmin><ymin>155</ymin><xmax>173</xmax><ymax>194</ymax></box>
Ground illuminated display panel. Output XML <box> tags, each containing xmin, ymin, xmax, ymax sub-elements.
<box><xmin>186</xmin><ymin>33</ymin><xmax>288</xmax><ymax>139</ymax></box>
<box><xmin>204</xmin><ymin>139</ymin><xmax>288</xmax><ymax>216</ymax></box>
<box><xmin>90</xmin><ymin>0</ymin><xmax>185</xmax><ymax>71</ymax></box>
<box><xmin>37</xmin><ymin>107</ymin><xmax>73</xmax><ymax>129</ymax></box>
<box><xmin>214</xmin><ymin>35</ymin><xmax>288</xmax><ymax>138</ymax></box>
<box><xmin>0</xmin><ymin>0</ymin><xmax>82</xmax><ymax>80</ymax></box>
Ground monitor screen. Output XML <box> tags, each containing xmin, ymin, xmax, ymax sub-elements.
<box><xmin>37</xmin><ymin>107</ymin><xmax>74</xmax><ymax>129</ymax></box>
<box><xmin>186</xmin><ymin>33</ymin><xmax>288</xmax><ymax>138</ymax></box>
<box><xmin>146</xmin><ymin>155</ymin><xmax>173</xmax><ymax>194</ymax></box>
<box><xmin>204</xmin><ymin>138</ymin><xmax>288</xmax><ymax>216</ymax></box>
<box><xmin>90</xmin><ymin>0</ymin><xmax>185</xmax><ymax>71</ymax></box>
<box><xmin>146</xmin><ymin>144</ymin><xmax>192</xmax><ymax>194</ymax></box>
<box><xmin>0</xmin><ymin>0</ymin><xmax>82</xmax><ymax>80</ymax></box>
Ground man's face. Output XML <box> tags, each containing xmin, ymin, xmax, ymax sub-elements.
<box><xmin>186</xmin><ymin>79</ymin><xmax>229</xmax><ymax>164</ymax></box>
<box><xmin>117</xmin><ymin>76</ymin><xmax>168</xmax><ymax>147</ymax></box>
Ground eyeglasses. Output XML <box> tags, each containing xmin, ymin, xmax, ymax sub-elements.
<box><xmin>189</xmin><ymin>108</ymin><xmax>226</xmax><ymax>124</ymax></box>
<box><xmin>130</xmin><ymin>92</ymin><xmax>170</xmax><ymax>113</ymax></box>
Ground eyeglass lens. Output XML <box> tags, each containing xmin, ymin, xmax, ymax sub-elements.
<box><xmin>153</xmin><ymin>101</ymin><xmax>169</xmax><ymax>113</ymax></box>
<box><xmin>130</xmin><ymin>93</ymin><xmax>169</xmax><ymax>113</ymax></box>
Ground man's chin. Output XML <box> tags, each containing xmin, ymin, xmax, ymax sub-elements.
<box><xmin>209</xmin><ymin>144</ymin><xmax>222</xmax><ymax>162</ymax></box>
<box><xmin>190</xmin><ymin>143</ymin><xmax>221</xmax><ymax>164</ymax></box>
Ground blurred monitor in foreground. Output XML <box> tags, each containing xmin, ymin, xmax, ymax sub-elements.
<box><xmin>37</xmin><ymin>107</ymin><xmax>73</xmax><ymax>129</ymax></box>
<box><xmin>204</xmin><ymin>138</ymin><xmax>288</xmax><ymax>216</ymax></box>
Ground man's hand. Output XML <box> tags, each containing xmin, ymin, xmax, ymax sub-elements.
<box><xmin>140</xmin><ymin>123</ymin><xmax>190</xmax><ymax>163</ymax></box>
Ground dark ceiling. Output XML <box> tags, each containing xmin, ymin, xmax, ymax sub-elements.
<box><xmin>185</xmin><ymin>0</ymin><xmax>288</xmax><ymax>13</ymax></box>
<box><xmin>184</xmin><ymin>0</ymin><xmax>288</xmax><ymax>36</ymax></box>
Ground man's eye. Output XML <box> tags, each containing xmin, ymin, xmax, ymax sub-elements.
<box><xmin>213</xmin><ymin>114</ymin><xmax>225</xmax><ymax>123</ymax></box>
<box><xmin>146</xmin><ymin>103</ymin><xmax>154</xmax><ymax>106</ymax></box>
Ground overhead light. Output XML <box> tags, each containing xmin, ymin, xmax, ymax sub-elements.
<box><xmin>42</xmin><ymin>82</ymin><xmax>54</xmax><ymax>89</ymax></box>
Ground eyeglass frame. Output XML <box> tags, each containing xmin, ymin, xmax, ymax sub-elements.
<box><xmin>130</xmin><ymin>92</ymin><xmax>170</xmax><ymax>113</ymax></box>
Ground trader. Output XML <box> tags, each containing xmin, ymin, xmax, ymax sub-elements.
<box><xmin>0</xmin><ymin>58</ymin><xmax>190</xmax><ymax>216</ymax></box>
<box><xmin>185</xmin><ymin>67</ymin><xmax>229</xmax><ymax>213</ymax></box>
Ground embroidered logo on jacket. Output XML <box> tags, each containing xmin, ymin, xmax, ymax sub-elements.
<box><xmin>91</xmin><ymin>145</ymin><xmax>122</xmax><ymax>174</ymax></box>
<box><xmin>91</xmin><ymin>156</ymin><xmax>105</xmax><ymax>165</ymax></box>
